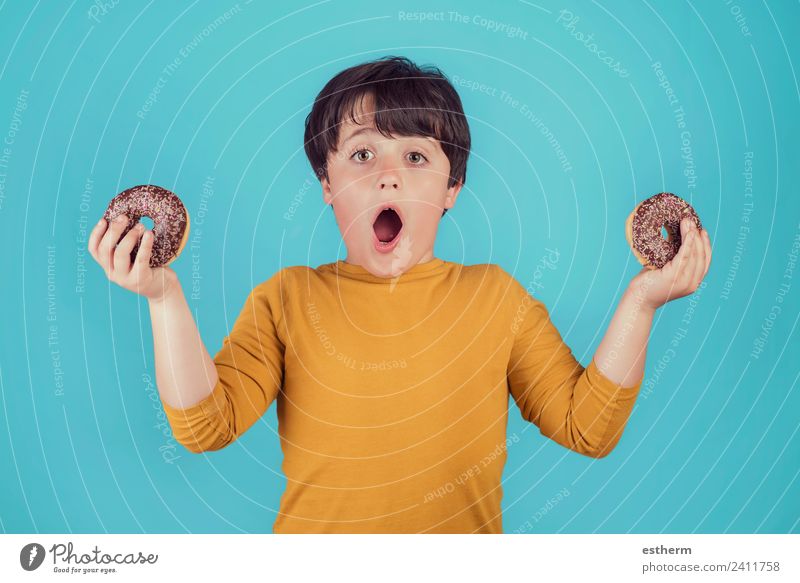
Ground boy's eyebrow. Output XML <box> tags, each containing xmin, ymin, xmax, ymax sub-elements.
<box><xmin>340</xmin><ymin>126</ymin><xmax>436</xmax><ymax>148</ymax></box>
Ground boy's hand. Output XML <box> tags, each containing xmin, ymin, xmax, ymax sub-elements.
<box><xmin>628</xmin><ymin>217</ymin><xmax>712</xmax><ymax>311</ymax></box>
<box><xmin>88</xmin><ymin>214</ymin><xmax>178</xmax><ymax>302</ymax></box>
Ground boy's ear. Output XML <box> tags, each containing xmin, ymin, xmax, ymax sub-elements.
<box><xmin>321</xmin><ymin>176</ymin><xmax>333</xmax><ymax>205</ymax></box>
<box><xmin>443</xmin><ymin>179</ymin><xmax>463</xmax><ymax>210</ymax></box>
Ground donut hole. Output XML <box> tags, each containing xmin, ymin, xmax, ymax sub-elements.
<box><xmin>140</xmin><ymin>216</ymin><xmax>155</xmax><ymax>231</ymax></box>
<box><xmin>661</xmin><ymin>226</ymin><xmax>669</xmax><ymax>240</ymax></box>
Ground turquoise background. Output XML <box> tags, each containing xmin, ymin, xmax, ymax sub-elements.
<box><xmin>0</xmin><ymin>0</ymin><xmax>798</xmax><ymax>534</ymax></box>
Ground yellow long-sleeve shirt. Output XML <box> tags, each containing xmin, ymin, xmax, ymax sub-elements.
<box><xmin>161</xmin><ymin>257</ymin><xmax>642</xmax><ymax>533</ymax></box>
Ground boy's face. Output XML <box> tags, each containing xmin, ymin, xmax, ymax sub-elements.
<box><xmin>320</xmin><ymin>94</ymin><xmax>462</xmax><ymax>278</ymax></box>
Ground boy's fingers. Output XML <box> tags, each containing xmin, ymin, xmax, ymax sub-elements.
<box><xmin>87</xmin><ymin>218</ymin><xmax>108</xmax><ymax>263</ymax></box>
<box><xmin>702</xmin><ymin>229</ymin><xmax>712</xmax><ymax>277</ymax></box>
<box><xmin>679</xmin><ymin>217</ymin><xmax>692</xmax><ymax>240</ymax></box>
<box><xmin>133</xmin><ymin>229</ymin><xmax>154</xmax><ymax>272</ymax></box>
<box><xmin>691</xmin><ymin>224</ymin><xmax>702</xmax><ymax>261</ymax></box>
<box><xmin>661</xmin><ymin>221</ymin><xmax>689</xmax><ymax>276</ymax></box>
<box><xmin>676</xmin><ymin>228</ymin><xmax>697</xmax><ymax>288</ymax></box>
<box><xmin>113</xmin><ymin>223</ymin><xmax>143</xmax><ymax>277</ymax></box>
<box><xmin>690</xmin><ymin>226</ymin><xmax>703</xmax><ymax>278</ymax></box>
<box><xmin>690</xmin><ymin>230</ymin><xmax>706</xmax><ymax>288</ymax></box>
<box><xmin>695</xmin><ymin>226</ymin><xmax>706</xmax><ymax>261</ymax></box>
<box><xmin>98</xmin><ymin>214</ymin><xmax>130</xmax><ymax>272</ymax></box>
<box><xmin>674</xmin><ymin>226</ymin><xmax>694</xmax><ymax>271</ymax></box>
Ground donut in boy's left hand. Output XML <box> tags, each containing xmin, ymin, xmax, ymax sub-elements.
<box><xmin>625</xmin><ymin>192</ymin><xmax>702</xmax><ymax>270</ymax></box>
<box><xmin>103</xmin><ymin>185</ymin><xmax>190</xmax><ymax>268</ymax></box>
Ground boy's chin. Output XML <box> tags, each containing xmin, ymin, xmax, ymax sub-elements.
<box><xmin>342</xmin><ymin>230</ymin><xmax>420</xmax><ymax>278</ymax></box>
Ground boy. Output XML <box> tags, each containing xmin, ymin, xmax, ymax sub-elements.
<box><xmin>87</xmin><ymin>56</ymin><xmax>711</xmax><ymax>533</ymax></box>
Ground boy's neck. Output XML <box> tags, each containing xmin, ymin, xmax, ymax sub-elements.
<box><xmin>343</xmin><ymin>249</ymin><xmax>435</xmax><ymax>269</ymax></box>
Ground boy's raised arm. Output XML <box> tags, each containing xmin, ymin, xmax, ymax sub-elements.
<box><xmin>594</xmin><ymin>218</ymin><xmax>712</xmax><ymax>387</ymax></box>
<box><xmin>506</xmin><ymin>282</ymin><xmax>641</xmax><ymax>459</ymax></box>
<box><xmin>506</xmin><ymin>219</ymin><xmax>711</xmax><ymax>458</ymax></box>
<box><xmin>150</xmin><ymin>277</ymin><xmax>285</xmax><ymax>453</ymax></box>
<box><xmin>148</xmin><ymin>276</ymin><xmax>220</xmax><ymax>412</ymax></box>
<box><xmin>88</xmin><ymin>213</ymin><xmax>218</xmax><ymax>409</ymax></box>
<box><xmin>88</xmin><ymin>214</ymin><xmax>284</xmax><ymax>453</ymax></box>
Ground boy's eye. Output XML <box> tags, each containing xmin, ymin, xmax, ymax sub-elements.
<box><xmin>349</xmin><ymin>148</ymin><xmax>429</xmax><ymax>165</ymax></box>
<box><xmin>352</xmin><ymin>148</ymin><xmax>373</xmax><ymax>162</ymax></box>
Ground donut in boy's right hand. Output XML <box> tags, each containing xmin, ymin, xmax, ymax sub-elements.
<box><xmin>625</xmin><ymin>192</ymin><xmax>702</xmax><ymax>270</ymax></box>
<box><xmin>103</xmin><ymin>185</ymin><xmax>190</xmax><ymax>268</ymax></box>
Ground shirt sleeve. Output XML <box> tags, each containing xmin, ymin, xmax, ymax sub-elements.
<box><xmin>160</xmin><ymin>274</ymin><xmax>285</xmax><ymax>453</ymax></box>
<box><xmin>501</xmin><ymin>266</ymin><xmax>641</xmax><ymax>458</ymax></box>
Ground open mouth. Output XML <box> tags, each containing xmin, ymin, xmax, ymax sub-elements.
<box><xmin>372</xmin><ymin>206</ymin><xmax>403</xmax><ymax>245</ymax></box>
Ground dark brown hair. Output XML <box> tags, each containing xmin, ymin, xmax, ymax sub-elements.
<box><xmin>303</xmin><ymin>55</ymin><xmax>471</xmax><ymax>215</ymax></box>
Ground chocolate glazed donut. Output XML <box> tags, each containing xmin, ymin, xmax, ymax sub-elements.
<box><xmin>103</xmin><ymin>185</ymin><xmax>190</xmax><ymax>268</ymax></box>
<box><xmin>625</xmin><ymin>192</ymin><xmax>702</xmax><ymax>270</ymax></box>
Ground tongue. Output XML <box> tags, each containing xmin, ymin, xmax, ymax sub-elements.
<box><xmin>374</xmin><ymin>209</ymin><xmax>401</xmax><ymax>243</ymax></box>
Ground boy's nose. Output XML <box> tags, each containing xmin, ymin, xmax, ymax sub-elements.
<box><xmin>377</xmin><ymin>170</ymin><xmax>400</xmax><ymax>189</ymax></box>
<box><xmin>375</xmin><ymin>161</ymin><xmax>401</xmax><ymax>189</ymax></box>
